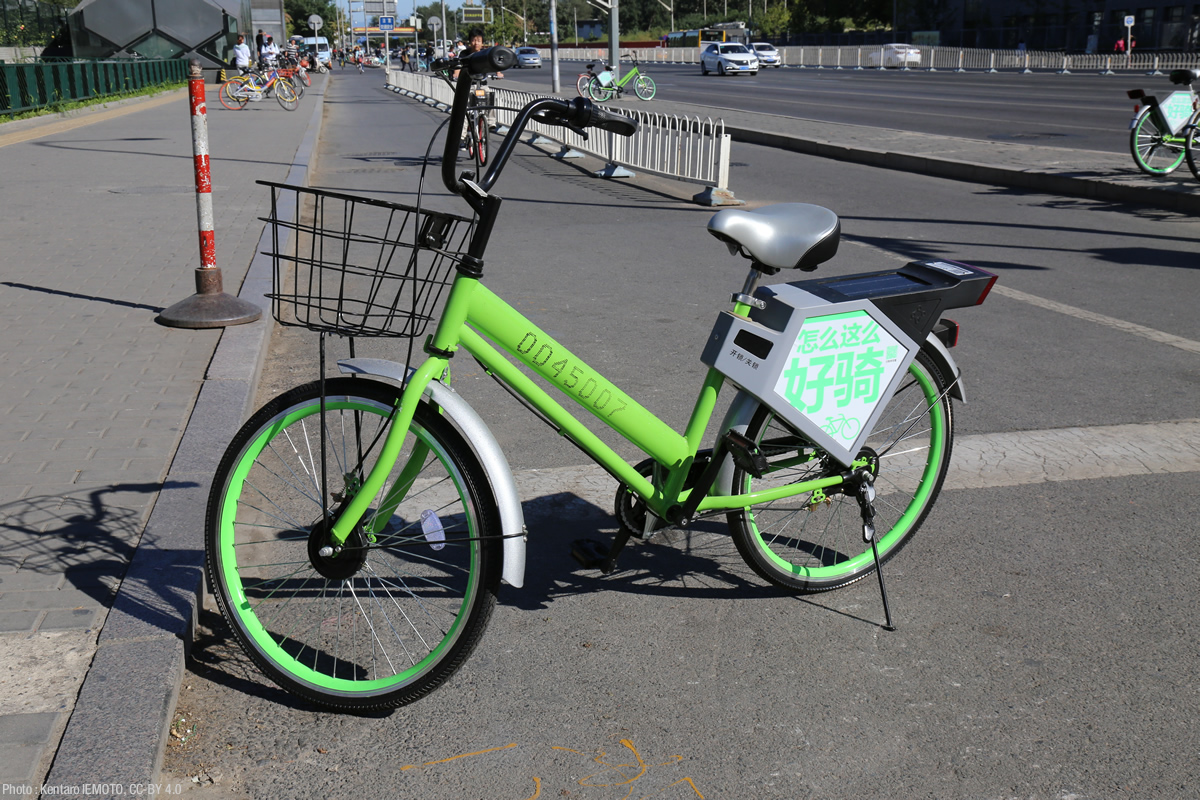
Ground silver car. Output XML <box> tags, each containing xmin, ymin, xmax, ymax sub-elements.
<box><xmin>515</xmin><ymin>47</ymin><xmax>542</xmax><ymax>68</ymax></box>
<box><xmin>701</xmin><ymin>42</ymin><xmax>759</xmax><ymax>76</ymax></box>
<box><xmin>751</xmin><ymin>42</ymin><xmax>781</xmax><ymax>67</ymax></box>
<box><xmin>866</xmin><ymin>43</ymin><xmax>921</xmax><ymax>68</ymax></box>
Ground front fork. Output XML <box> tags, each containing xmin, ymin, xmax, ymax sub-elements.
<box><xmin>325</xmin><ymin>356</ymin><xmax>448</xmax><ymax>548</ymax></box>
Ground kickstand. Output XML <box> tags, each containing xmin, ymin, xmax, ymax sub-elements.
<box><xmin>855</xmin><ymin>470</ymin><xmax>896</xmax><ymax>632</ymax></box>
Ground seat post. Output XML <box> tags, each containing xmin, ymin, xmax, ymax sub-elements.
<box><xmin>732</xmin><ymin>267</ymin><xmax>765</xmax><ymax>312</ymax></box>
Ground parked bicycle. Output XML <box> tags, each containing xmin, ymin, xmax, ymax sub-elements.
<box><xmin>219</xmin><ymin>68</ymin><xmax>300</xmax><ymax>111</ymax></box>
<box><xmin>587</xmin><ymin>52</ymin><xmax>656</xmax><ymax>102</ymax></box>
<box><xmin>205</xmin><ymin>46</ymin><xmax>997</xmax><ymax>712</ymax></box>
<box><xmin>1127</xmin><ymin>68</ymin><xmax>1200</xmax><ymax>176</ymax></box>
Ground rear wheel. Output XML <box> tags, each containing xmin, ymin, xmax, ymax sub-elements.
<box><xmin>727</xmin><ymin>351</ymin><xmax>954</xmax><ymax>593</ymax></box>
<box><xmin>1129</xmin><ymin>106</ymin><xmax>1186</xmax><ymax>175</ymax></box>
<box><xmin>588</xmin><ymin>76</ymin><xmax>615</xmax><ymax>102</ymax></box>
<box><xmin>205</xmin><ymin>378</ymin><xmax>503</xmax><ymax>711</ymax></box>
<box><xmin>634</xmin><ymin>75</ymin><xmax>656</xmax><ymax>100</ymax></box>
<box><xmin>576</xmin><ymin>73</ymin><xmax>593</xmax><ymax>96</ymax></box>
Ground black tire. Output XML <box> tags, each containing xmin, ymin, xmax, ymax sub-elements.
<box><xmin>727</xmin><ymin>351</ymin><xmax>954</xmax><ymax>593</ymax></box>
<box><xmin>205</xmin><ymin>377</ymin><xmax>502</xmax><ymax>711</ymax></box>
<box><xmin>475</xmin><ymin>113</ymin><xmax>488</xmax><ymax>167</ymax></box>
<box><xmin>1185</xmin><ymin>116</ymin><xmax>1200</xmax><ymax>182</ymax></box>
<box><xmin>717</xmin><ymin>62</ymin><xmax>726</xmax><ymax>76</ymax></box>
<box><xmin>701</xmin><ymin>61</ymin><xmax>709</xmax><ymax>75</ymax></box>
<box><xmin>1129</xmin><ymin>106</ymin><xmax>1186</xmax><ymax>175</ymax></box>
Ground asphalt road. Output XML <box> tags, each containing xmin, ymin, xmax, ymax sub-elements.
<box><xmin>161</xmin><ymin>72</ymin><xmax>1200</xmax><ymax>799</ymax></box>
<box><xmin>499</xmin><ymin>61</ymin><xmax>1146</xmax><ymax>154</ymax></box>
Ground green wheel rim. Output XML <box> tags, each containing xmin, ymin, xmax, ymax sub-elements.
<box><xmin>214</xmin><ymin>397</ymin><xmax>481</xmax><ymax>696</ymax></box>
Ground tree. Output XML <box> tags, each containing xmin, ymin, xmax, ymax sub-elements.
<box><xmin>284</xmin><ymin>0</ymin><xmax>338</xmax><ymax>37</ymax></box>
<box><xmin>757</xmin><ymin>3</ymin><xmax>789</xmax><ymax>38</ymax></box>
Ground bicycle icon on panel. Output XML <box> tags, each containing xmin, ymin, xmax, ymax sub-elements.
<box><xmin>821</xmin><ymin>413</ymin><xmax>861</xmax><ymax>441</ymax></box>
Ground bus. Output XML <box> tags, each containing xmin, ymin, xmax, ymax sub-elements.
<box><xmin>666</xmin><ymin>22</ymin><xmax>749</xmax><ymax>48</ymax></box>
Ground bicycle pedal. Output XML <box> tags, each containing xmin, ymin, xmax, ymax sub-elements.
<box><xmin>570</xmin><ymin>539</ymin><xmax>609</xmax><ymax>569</ymax></box>
<box><xmin>723</xmin><ymin>430</ymin><xmax>768</xmax><ymax>479</ymax></box>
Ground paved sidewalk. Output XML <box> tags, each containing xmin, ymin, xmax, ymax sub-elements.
<box><xmin>0</xmin><ymin>65</ymin><xmax>1195</xmax><ymax>799</ymax></box>
<box><xmin>0</xmin><ymin>78</ymin><xmax>326</xmax><ymax>795</ymax></box>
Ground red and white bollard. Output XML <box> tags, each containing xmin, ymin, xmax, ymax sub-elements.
<box><xmin>159</xmin><ymin>59</ymin><xmax>261</xmax><ymax>328</ymax></box>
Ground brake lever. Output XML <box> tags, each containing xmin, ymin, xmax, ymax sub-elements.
<box><xmin>531</xmin><ymin>111</ymin><xmax>589</xmax><ymax>141</ymax></box>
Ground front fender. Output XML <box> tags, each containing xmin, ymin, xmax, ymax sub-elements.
<box><xmin>338</xmin><ymin>358</ymin><xmax>527</xmax><ymax>588</ymax></box>
<box><xmin>711</xmin><ymin>334</ymin><xmax>963</xmax><ymax>497</ymax></box>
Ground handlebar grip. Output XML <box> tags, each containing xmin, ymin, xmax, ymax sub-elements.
<box><xmin>465</xmin><ymin>46</ymin><xmax>517</xmax><ymax>75</ymax></box>
<box><xmin>587</xmin><ymin>103</ymin><xmax>638</xmax><ymax>137</ymax></box>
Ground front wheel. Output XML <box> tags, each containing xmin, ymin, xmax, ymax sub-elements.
<box><xmin>576</xmin><ymin>73</ymin><xmax>593</xmax><ymax>96</ymax></box>
<box><xmin>1185</xmin><ymin>116</ymin><xmax>1200</xmax><ymax>181</ymax></box>
<box><xmin>727</xmin><ymin>351</ymin><xmax>954</xmax><ymax>593</ymax></box>
<box><xmin>587</xmin><ymin>76</ymin><xmax>615</xmax><ymax>102</ymax></box>
<box><xmin>275</xmin><ymin>78</ymin><xmax>299</xmax><ymax>110</ymax></box>
<box><xmin>1129</xmin><ymin>106</ymin><xmax>1185</xmax><ymax>175</ymax></box>
<box><xmin>474</xmin><ymin>113</ymin><xmax>488</xmax><ymax>167</ymax></box>
<box><xmin>634</xmin><ymin>75</ymin><xmax>656</xmax><ymax>100</ymax></box>
<box><xmin>205</xmin><ymin>377</ymin><xmax>503</xmax><ymax>711</ymax></box>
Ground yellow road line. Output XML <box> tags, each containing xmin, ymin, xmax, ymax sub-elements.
<box><xmin>0</xmin><ymin>88</ymin><xmax>189</xmax><ymax>149</ymax></box>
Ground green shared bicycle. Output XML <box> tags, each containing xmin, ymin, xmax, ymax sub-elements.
<box><xmin>205</xmin><ymin>47</ymin><xmax>997</xmax><ymax>712</ymax></box>
<box><xmin>587</xmin><ymin>52</ymin><xmax>656</xmax><ymax>101</ymax></box>
<box><xmin>1127</xmin><ymin>68</ymin><xmax>1200</xmax><ymax>176</ymax></box>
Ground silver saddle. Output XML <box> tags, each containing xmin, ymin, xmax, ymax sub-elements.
<box><xmin>707</xmin><ymin>203</ymin><xmax>840</xmax><ymax>273</ymax></box>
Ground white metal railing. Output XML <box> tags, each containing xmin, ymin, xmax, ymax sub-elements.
<box><xmin>542</xmin><ymin>45</ymin><xmax>1200</xmax><ymax>74</ymax></box>
<box><xmin>386</xmin><ymin>68</ymin><xmax>733</xmax><ymax>192</ymax></box>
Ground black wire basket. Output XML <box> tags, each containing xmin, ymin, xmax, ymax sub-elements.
<box><xmin>259</xmin><ymin>181</ymin><xmax>473</xmax><ymax>338</ymax></box>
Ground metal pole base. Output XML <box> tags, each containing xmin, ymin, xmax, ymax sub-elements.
<box><xmin>157</xmin><ymin>268</ymin><xmax>262</xmax><ymax>329</ymax></box>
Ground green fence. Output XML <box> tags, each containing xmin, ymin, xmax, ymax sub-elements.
<box><xmin>0</xmin><ymin>58</ymin><xmax>188</xmax><ymax>116</ymax></box>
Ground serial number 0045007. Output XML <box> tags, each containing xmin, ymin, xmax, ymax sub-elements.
<box><xmin>515</xmin><ymin>331</ymin><xmax>627</xmax><ymax>418</ymax></box>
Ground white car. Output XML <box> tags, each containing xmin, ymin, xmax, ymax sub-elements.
<box><xmin>866</xmin><ymin>43</ymin><xmax>921</xmax><ymax>68</ymax></box>
<box><xmin>751</xmin><ymin>42</ymin><xmax>781</xmax><ymax>67</ymax></box>
<box><xmin>701</xmin><ymin>42</ymin><xmax>759</xmax><ymax>76</ymax></box>
<box><xmin>515</xmin><ymin>46</ymin><xmax>542</xmax><ymax>68</ymax></box>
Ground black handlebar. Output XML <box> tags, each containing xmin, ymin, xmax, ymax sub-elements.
<box><xmin>440</xmin><ymin>47</ymin><xmax>638</xmax><ymax>201</ymax></box>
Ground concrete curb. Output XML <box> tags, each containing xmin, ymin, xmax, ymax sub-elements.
<box><xmin>723</xmin><ymin>123</ymin><xmax>1200</xmax><ymax>215</ymax></box>
<box><xmin>43</xmin><ymin>85</ymin><xmax>326</xmax><ymax>792</ymax></box>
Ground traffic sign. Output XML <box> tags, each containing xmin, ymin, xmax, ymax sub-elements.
<box><xmin>429</xmin><ymin>15</ymin><xmax>442</xmax><ymax>32</ymax></box>
<box><xmin>378</xmin><ymin>15</ymin><xmax>395</xmax><ymax>30</ymax></box>
<box><xmin>1124</xmin><ymin>15</ymin><xmax>1135</xmax><ymax>27</ymax></box>
<box><xmin>309</xmin><ymin>13</ymin><xmax>323</xmax><ymax>31</ymax></box>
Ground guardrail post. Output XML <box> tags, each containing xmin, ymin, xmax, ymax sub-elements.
<box><xmin>692</xmin><ymin>128</ymin><xmax>742</xmax><ymax>206</ymax></box>
<box><xmin>927</xmin><ymin>47</ymin><xmax>937</xmax><ymax>71</ymax></box>
<box><xmin>1021</xmin><ymin>52</ymin><xmax>1032</xmax><ymax>74</ymax></box>
<box><xmin>957</xmin><ymin>50</ymin><xmax>967</xmax><ymax>73</ymax></box>
<box><xmin>816</xmin><ymin>47</ymin><xmax>823</xmax><ymax>69</ymax></box>
<box><xmin>853</xmin><ymin>48</ymin><xmax>862</xmax><ymax>70</ymax></box>
<box><xmin>158</xmin><ymin>59</ymin><xmax>262</xmax><ymax>329</ymax></box>
<box><xmin>1147</xmin><ymin>55</ymin><xmax>1163</xmax><ymax>76</ymax></box>
<box><xmin>594</xmin><ymin>130</ymin><xmax>636</xmax><ymax>178</ymax></box>
<box><xmin>1100</xmin><ymin>55</ymin><xmax>1114</xmax><ymax>76</ymax></box>
<box><xmin>834</xmin><ymin>48</ymin><xmax>842</xmax><ymax>70</ymax></box>
<box><xmin>1057</xmin><ymin>55</ymin><xmax>1071</xmax><ymax>75</ymax></box>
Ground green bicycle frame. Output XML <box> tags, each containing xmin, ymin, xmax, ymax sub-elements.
<box><xmin>327</xmin><ymin>272</ymin><xmax>846</xmax><ymax>547</ymax></box>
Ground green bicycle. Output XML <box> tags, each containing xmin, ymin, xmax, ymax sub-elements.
<box><xmin>1127</xmin><ymin>68</ymin><xmax>1200</xmax><ymax>176</ymax></box>
<box><xmin>587</xmin><ymin>52</ymin><xmax>656</xmax><ymax>101</ymax></box>
<box><xmin>205</xmin><ymin>47</ymin><xmax>997</xmax><ymax>712</ymax></box>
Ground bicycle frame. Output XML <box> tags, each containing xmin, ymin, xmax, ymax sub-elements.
<box><xmin>326</xmin><ymin>277</ymin><xmax>843</xmax><ymax>549</ymax></box>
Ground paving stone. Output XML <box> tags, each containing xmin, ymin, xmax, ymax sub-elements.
<box><xmin>39</xmin><ymin>608</ymin><xmax>100</xmax><ymax>630</ymax></box>
<box><xmin>0</xmin><ymin>711</ymin><xmax>59</xmax><ymax>744</ymax></box>
<box><xmin>0</xmin><ymin>611</ymin><xmax>41</xmax><ymax>632</ymax></box>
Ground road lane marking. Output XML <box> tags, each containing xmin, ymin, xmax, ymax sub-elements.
<box><xmin>991</xmin><ymin>284</ymin><xmax>1200</xmax><ymax>355</ymax></box>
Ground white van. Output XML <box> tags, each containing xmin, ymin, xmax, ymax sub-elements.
<box><xmin>302</xmin><ymin>36</ymin><xmax>332</xmax><ymax>65</ymax></box>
